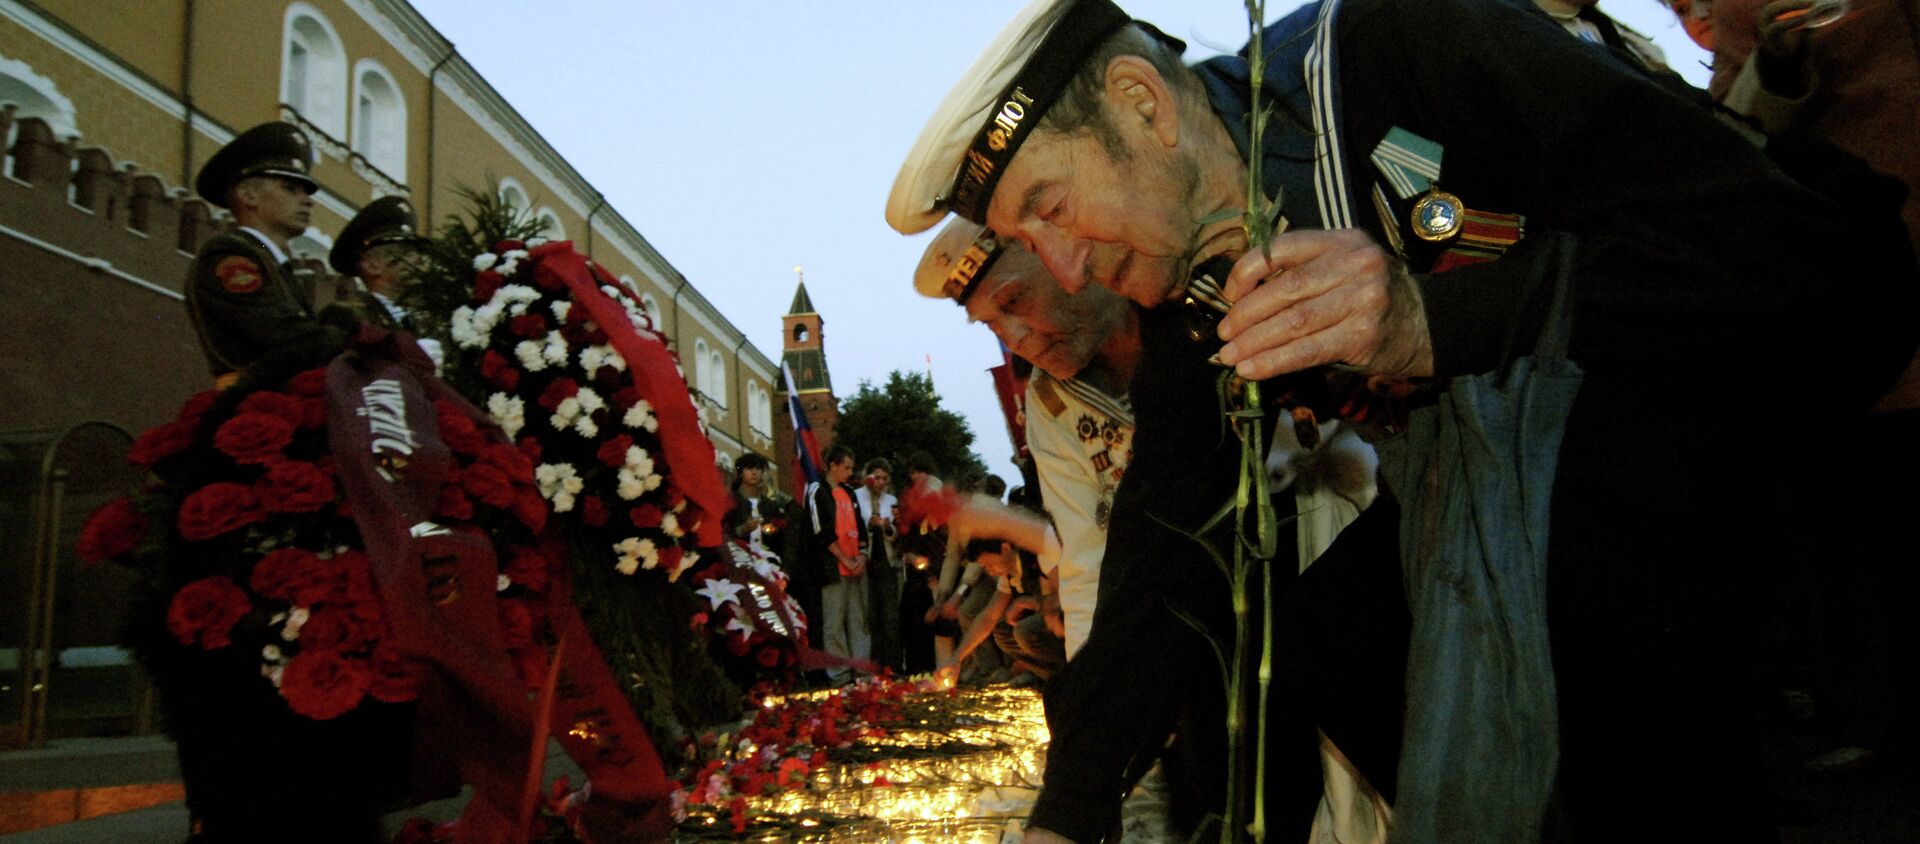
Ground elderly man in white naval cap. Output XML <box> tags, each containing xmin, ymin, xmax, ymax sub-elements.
<box><xmin>884</xmin><ymin>0</ymin><xmax>1919</xmax><ymax>841</ymax></box>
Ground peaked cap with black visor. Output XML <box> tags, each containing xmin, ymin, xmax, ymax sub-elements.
<box><xmin>330</xmin><ymin>196</ymin><xmax>427</xmax><ymax>275</ymax></box>
<box><xmin>195</xmin><ymin>122</ymin><xmax>318</xmax><ymax>209</ymax></box>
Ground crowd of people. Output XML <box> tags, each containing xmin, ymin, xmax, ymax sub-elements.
<box><xmin>724</xmin><ymin>447</ymin><xmax>1076</xmax><ymax>688</ymax></box>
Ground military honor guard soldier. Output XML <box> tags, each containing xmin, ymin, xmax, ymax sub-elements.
<box><xmin>185</xmin><ymin>121</ymin><xmax>352</xmax><ymax>389</ymax></box>
<box><xmin>330</xmin><ymin>195</ymin><xmax>445</xmax><ymax>370</ymax></box>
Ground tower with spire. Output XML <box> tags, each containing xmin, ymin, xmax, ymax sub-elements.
<box><xmin>776</xmin><ymin>269</ymin><xmax>840</xmax><ymax>471</ymax></box>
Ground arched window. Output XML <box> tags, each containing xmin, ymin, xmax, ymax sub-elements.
<box><xmin>641</xmin><ymin>293</ymin><xmax>663</xmax><ymax>331</ymax></box>
<box><xmin>281</xmin><ymin>4</ymin><xmax>345</xmax><ymax>139</ymax></box>
<box><xmin>351</xmin><ymin>59</ymin><xmax>406</xmax><ymax>182</ymax></box>
<box><xmin>748</xmin><ymin>382</ymin><xmax>772</xmax><ymax>436</ymax></box>
<box><xmin>497</xmin><ymin>177</ymin><xmax>528</xmax><ymax>216</ymax></box>
<box><xmin>534</xmin><ymin>206</ymin><xmax>564</xmax><ymax>240</ymax></box>
<box><xmin>792</xmin><ymin>324</ymin><xmax>809</xmax><ymax>344</ymax></box>
<box><xmin>0</xmin><ymin>52</ymin><xmax>79</xmax><ymax>141</ymax></box>
<box><xmin>693</xmin><ymin>339</ymin><xmax>711</xmax><ymax>397</ymax></box>
<box><xmin>706</xmin><ymin>349</ymin><xmax>728</xmax><ymax>407</ymax></box>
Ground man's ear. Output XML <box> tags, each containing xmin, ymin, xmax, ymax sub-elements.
<box><xmin>1105</xmin><ymin>55</ymin><xmax>1181</xmax><ymax>148</ymax></box>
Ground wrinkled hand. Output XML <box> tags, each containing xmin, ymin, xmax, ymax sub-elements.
<box><xmin>1216</xmin><ymin>229</ymin><xmax>1433</xmax><ymax>380</ymax></box>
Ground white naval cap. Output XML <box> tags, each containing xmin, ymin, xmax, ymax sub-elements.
<box><xmin>884</xmin><ymin>0</ymin><xmax>1142</xmax><ymax>235</ymax></box>
<box><xmin>913</xmin><ymin>217</ymin><xmax>1005</xmax><ymax>303</ymax></box>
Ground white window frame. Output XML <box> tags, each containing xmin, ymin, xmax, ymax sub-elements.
<box><xmin>350</xmin><ymin>58</ymin><xmax>407</xmax><ymax>182</ymax></box>
<box><xmin>534</xmin><ymin>205</ymin><xmax>564</xmax><ymax>240</ymax></box>
<box><xmin>280</xmin><ymin>3</ymin><xmax>345</xmax><ymax>140</ymax></box>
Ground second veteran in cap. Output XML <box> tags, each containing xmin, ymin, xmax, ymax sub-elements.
<box><xmin>915</xmin><ymin>219</ymin><xmax>1136</xmax><ymax>661</ymax></box>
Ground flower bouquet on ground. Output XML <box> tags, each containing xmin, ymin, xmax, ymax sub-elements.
<box><xmin>413</xmin><ymin>189</ymin><xmax>749</xmax><ymax>744</ymax></box>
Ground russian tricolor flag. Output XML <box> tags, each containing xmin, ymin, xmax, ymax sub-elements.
<box><xmin>782</xmin><ymin>362</ymin><xmax>824</xmax><ymax>500</ymax></box>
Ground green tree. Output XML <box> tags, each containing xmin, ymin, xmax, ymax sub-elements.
<box><xmin>831</xmin><ymin>371</ymin><xmax>987</xmax><ymax>491</ymax></box>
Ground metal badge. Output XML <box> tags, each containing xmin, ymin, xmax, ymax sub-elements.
<box><xmin>1411</xmin><ymin>189</ymin><xmax>1465</xmax><ymax>243</ymax></box>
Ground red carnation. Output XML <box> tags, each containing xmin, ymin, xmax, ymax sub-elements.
<box><xmin>436</xmin><ymin>400</ymin><xmax>486</xmax><ymax>456</ymax></box>
<box><xmin>504</xmin><ymin>547</ymin><xmax>551</xmax><ymax>593</ymax></box>
<box><xmin>756</xmin><ymin>647</ymin><xmax>781</xmax><ymax>668</ymax></box>
<box><xmin>249</xmin><ymin>547</ymin><xmax>339</xmax><ymax>606</ymax></box>
<box><xmin>512</xmin><ymin>489</ymin><xmax>548</xmax><ymax>533</ymax></box>
<box><xmin>299</xmin><ymin>604</ymin><xmax>373</xmax><ymax>652</ymax></box>
<box><xmin>368</xmin><ymin>640</ymin><xmax>423</xmax><ymax>704</ymax></box>
<box><xmin>177</xmin><ymin>482</ymin><xmax>266</xmax><ymax>541</ymax></box>
<box><xmin>177</xmin><ymin>389</ymin><xmax>221</xmax><ymax>424</ymax></box>
<box><xmin>285</xmin><ymin>368</ymin><xmax>329</xmax><ymax>397</ymax></box>
<box><xmin>77</xmin><ymin>496</ymin><xmax>146</xmax><ymax>564</ymax></box>
<box><xmin>128</xmin><ymin>420</ymin><xmax>197</xmax><ymax>467</ymax></box>
<box><xmin>516</xmin><ymin>437</ymin><xmax>542</xmax><ymax>464</ymax></box>
<box><xmin>279</xmin><ymin>649</ymin><xmax>370</xmax><ymax>720</ymax></box>
<box><xmin>579</xmin><ymin>495</ymin><xmax>608</xmax><ymax>527</ymax></box>
<box><xmin>332</xmin><ymin>550</ymin><xmax>380</xmax><ymax>607</ymax></box>
<box><xmin>531</xmin><ymin>261</ymin><xmax>567</xmax><ymax>292</ymax></box>
<box><xmin>536</xmin><ymin>378</ymin><xmax>580</xmax><ymax>412</ymax></box>
<box><xmin>492</xmin><ymin>239</ymin><xmax>525</xmax><ymax>253</ymax></box>
<box><xmin>689</xmin><ymin>611</ymin><xmax>709</xmax><ymax>630</ymax></box>
<box><xmin>166</xmin><ymin>576</ymin><xmax>252</xmax><ymax>649</ymax></box>
<box><xmin>478</xmin><ymin>349</ymin><xmax>520</xmax><ymax>392</ymax></box>
<box><xmin>477</xmin><ymin>444</ymin><xmax>534</xmax><ymax>484</ymax></box>
<box><xmin>213</xmin><ymin>413</ymin><xmax>296</xmax><ymax>465</ymax></box>
<box><xmin>629</xmin><ymin>504</ymin><xmax>663</xmax><ymax>529</ymax></box>
<box><xmin>256</xmin><ymin>460</ymin><xmax>335</xmax><ymax>513</ymax></box>
<box><xmin>236</xmin><ymin>391</ymin><xmax>312</xmax><ymax>429</ymax></box>
<box><xmin>435</xmin><ymin>480</ymin><xmax>474</xmax><ymax>521</ymax></box>
<box><xmin>508</xmin><ymin>313</ymin><xmax>548</xmax><ymax>339</ymax></box>
<box><xmin>596</xmin><ymin>435</ymin><xmax>635</xmax><ymax>468</ymax></box>
<box><xmin>462</xmin><ymin>463</ymin><xmax>517</xmax><ymax>509</ymax></box>
<box><xmin>473</xmin><ymin>269</ymin><xmax>505</xmax><ymax>303</ymax></box>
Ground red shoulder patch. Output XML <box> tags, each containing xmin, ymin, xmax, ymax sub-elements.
<box><xmin>215</xmin><ymin>256</ymin><xmax>263</xmax><ymax>294</ymax></box>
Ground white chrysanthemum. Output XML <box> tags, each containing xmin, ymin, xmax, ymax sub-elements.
<box><xmin>551</xmin><ymin>300</ymin><xmax>571</xmax><ymax>323</ymax></box>
<box><xmin>526</xmin><ymin>237</ymin><xmax>549</xmax><ymax>249</ymax></box>
<box><xmin>498</xmin><ymin>259</ymin><xmax>519</xmax><ymax>276</ymax></box>
<box><xmin>576</xmin><ymin>387</ymin><xmax>605</xmax><ymax>414</ymax></box>
<box><xmin>552</xmin><ymin>490</ymin><xmax>576</xmax><ymax>513</ymax></box>
<box><xmin>661</xmin><ymin>512</ymin><xmax>682</xmax><ymax>538</ymax></box>
<box><xmin>487</xmin><ymin>393</ymin><xmax>525</xmax><ymax>439</ymax></box>
<box><xmin>470</xmin><ymin>301</ymin><xmax>504</xmax><ymax>336</ymax></box>
<box><xmin>473</xmin><ymin>252</ymin><xmax>498</xmax><ymax>271</ymax></box>
<box><xmin>542</xmin><ymin>331</ymin><xmax>569</xmax><ymax>365</ymax></box>
<box><xmin>264</xmin><ymin>663</ymin><xmax>285</xmax><ymax>688</ymax></box>
<box><xmin>450</xmin><ymin>307</ymin><xmax>484</xmax><ymax>349</ymax></box>
<box><xmin>262</xmin><ymin>644</ymin><xmax>284</xmax><ymax>662</ymax></box>
<box><xmin>644</xmin><ymin>472</ymin><xmax>664</xmax><ymax>492</ymax></box>
<box><xmin>613</xmin><ymin>536</ymin><xmax>654</xmax><ymax>575</ymax></box>
<box><xmin>503</xmin><ymin>249</ymin><xmax>530</xmax><ymax>262</ymax></box>
<box><xmin>574</xmin><ymin>415</ymin><xmax>599</xmax><ymax>438</ymax></box>
<box><xmin>508</xmin><ymin>301</ymin><xmax>530</xmax><ymax>317</ymax></box>
<box><xmin>616</xmin><ymin>468</ymin><xmax>646</xmax><ymax>501</ymax></box>
<box><xmin>624</xmin><ymin>446</ymin><xmax>653</xmax><ymax>476</ymax></box>
<box><xmin>601</xmin><ymin>346</ymin><xmax>627</xmax><ymax>371</ymax></box>
<box><xmin>624</xmin><ymin>400</ymin><xmax>657</xmax><ymax>432</ymax></box>
<box><xmin>578</xmin><ymin>346</ymin><xmax>605</xmax><ymax>374</ymax></box>
<box><xmin>514</xmin><ymin>340</ymin><xmax>547</xmax><ymax>372</ymax></box>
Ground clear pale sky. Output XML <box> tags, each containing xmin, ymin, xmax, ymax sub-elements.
<box><xmin>406</xmin><ymin>0</ymin><xmax>1711</xmax><ymax>480</ymax></box>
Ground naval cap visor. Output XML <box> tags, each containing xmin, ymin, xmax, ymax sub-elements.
<box><xmin>914</xmin><ymin>230</ymin><xmax>1005</xmax><ymax>305</ymax></box>
<box><xmin>885</xmin><ymin>0</ymin><xmax>1132</xmax><ymax>234</ymax></box>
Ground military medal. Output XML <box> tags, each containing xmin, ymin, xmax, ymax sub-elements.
<box><xmin>1410</xmin><ymin>188</ymin><xmax>1465</xmax><ymax>243</ymax></box>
